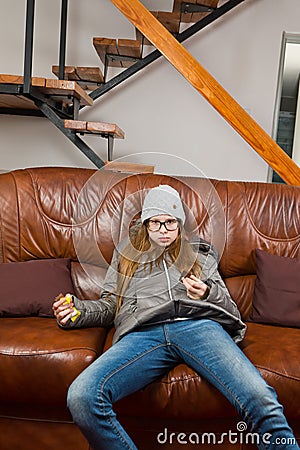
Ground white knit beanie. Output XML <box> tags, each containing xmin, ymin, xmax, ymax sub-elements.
<box><xmin>141</xmin><ymin>185</ymin><xmax>186</xmax><ymax>224</ymax></box>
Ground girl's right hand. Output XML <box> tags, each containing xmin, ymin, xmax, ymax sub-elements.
<box><xmin>52</xmin><ymin>293</ymin><xmax>75</xmax><ymax>325</ymax></box>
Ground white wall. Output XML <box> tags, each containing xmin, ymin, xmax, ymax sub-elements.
<box><xmin>0</xmin><ymin>0</ymin><xmax>299</xmax><ymax>181</ymax></box>
<box><xmin>292</xmin><ymin>78</ymin><xmax>300</xmax><ymax>165</ymax></box>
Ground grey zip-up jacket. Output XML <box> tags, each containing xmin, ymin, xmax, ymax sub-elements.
<box><xmin>63</xmin><ymin>238</ymin><xmax>246</xmax><ymax>344</ymax></box>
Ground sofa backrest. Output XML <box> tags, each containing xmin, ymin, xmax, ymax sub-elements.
<box><xmin>0</xmin><ymin>167</ymin><xmax>299</xmax><ymax>319</ymax></box>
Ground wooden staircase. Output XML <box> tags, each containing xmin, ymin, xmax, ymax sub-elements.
<box><xmin>0</xmin><ymin>0</ymin><xmax>225</xmax><ymax>169</ymax></box>
<box><xmin>0</xmin><ymin>74</ymin><xmax>124</xmax><ymax>167</ymax></box>
<box><xmin>50</xmin><ymin>2</ymin><xmax>219</xmax><ymax>85</ymax></box>
<box><xmin>0</xmin><ymin>74</ymin><xmax>92</xmax><ymax>110</ymax></box>
<box><xmin>64</xmin><ymin>120</ymin><xmax>125</xmax><ymax>162</ymax></box>
<box><xmin>1</xmin><ymin>0</ymin><xmax>299</xmax><ymax>182</ymax></box>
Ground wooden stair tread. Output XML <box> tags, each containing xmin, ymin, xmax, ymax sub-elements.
<box><xmin>52</xmin><ymin>66</ymin><xmax>104</xmax><ymax>89</ymax></box>
<box><xmin>173</xmin><ymin>0</ymin><xmax>219</xmax><ymax>23</ymax></box>
<box><xmin>39</xmin><ymin>79</ymin><xmax>93</xmax><ymax>106</ymax></box>
<box><xmin>93</xmin><ymin>38</ymin><xmax>142</xmax><ymax>68</ymax></box>
<box><xmin>150</xmin><ymin>11</ymin><xmax>181</xmax><ymax>34</ymax></box>
<box><xmin>136</xmin><ymin>11</ymin><xmax>180</xmax><ymax>44</ymax></box>
<box><xmin>0</xmin><ymin>75</ymin><xmax>42</xmax><ymax>111</ymax></box>
<box><xmin>0</xmin><ymin>93</ymin><xmax>39</xmax><ymax>111</ymax></box>
<box><xmin>104</xmin><ymin>161</ymin><xmax>154</xmax><ymax>173</ymax></box>
<box><xmin>0</xmin><ymin>74</ymin><xmax>46</xmax><ymax>87</ymax></box>
<box><xmin>64</xmin><ymin>120</ymin><xmax>125</xmax><ymax>139</ymax></box>
<box><xmin>0</xmin><ymin>74</ymin><xmax>93</xmax><ymax>107</ymax></box>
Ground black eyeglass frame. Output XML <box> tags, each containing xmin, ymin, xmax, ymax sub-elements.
<box><xmin>146</xmin><ymin>218</ymin><xmax>179</xmax><ymax>232</ymax></box>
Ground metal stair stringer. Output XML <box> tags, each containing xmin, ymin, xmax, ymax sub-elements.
<box><xmin>35</xmin><ymin>99</ymin><xmax>106</xmax><ymax>168</ymax></box>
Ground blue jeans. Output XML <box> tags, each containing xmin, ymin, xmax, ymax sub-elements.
<box><xmin>67</xmin><ymin>319</ymin><xmax>299</xmax><ymax>450</ymax></box>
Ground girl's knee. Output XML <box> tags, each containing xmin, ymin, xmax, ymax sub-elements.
<box><xmin>67</xmin><ymin>371</ymin><xmax>112</xmax><ymax>419</ymax></box>
<box><xmin>67</xmin><ymin>375</ymin><xmax>94</xmax><ymax>415</ymax></box>
<box><xmin>67</xmin><ymin>378</ymin><xmax>83</xmax><ymax>413</ymax></box>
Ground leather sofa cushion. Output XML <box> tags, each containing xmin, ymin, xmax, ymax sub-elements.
<box><xmin>0</xmin><ymin>317</ymin><xmax>107</xmax><ymax>420</ymax></box>
<box><xmin>241</xmin><ymin>322</ymin><xmax>300</xmax><ymax>417</ymax></box>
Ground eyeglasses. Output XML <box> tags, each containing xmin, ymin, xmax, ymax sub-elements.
<box><xmin>147</xmin><ymin>219</ymin><xmax>178</xmax><ymax>232</ymax></box>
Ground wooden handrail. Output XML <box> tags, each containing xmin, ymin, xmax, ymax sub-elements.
<box><xmin>110</xmin><ymin>0</ymin><xmax>300</xmax><ymax>185</ymax></box>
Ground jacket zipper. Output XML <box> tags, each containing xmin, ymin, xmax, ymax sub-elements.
<box><xmin>162</xmin><ymin>259</ymin><xmax>179</xmax><ymax>317</ymax></box>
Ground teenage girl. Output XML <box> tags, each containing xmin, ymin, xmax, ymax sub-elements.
<box><xmin>53</xmin><ymin>184</ymin><xmax>299</xmax><ymax>450</ymax></box>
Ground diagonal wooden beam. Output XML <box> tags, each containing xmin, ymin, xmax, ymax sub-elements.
<box><xmin>110</xmin><ymin>0</ymin><xmax>300</xmax><ymax>185</ymax></box>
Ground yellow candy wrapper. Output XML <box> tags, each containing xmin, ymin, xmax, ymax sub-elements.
<box><xmin>63</xmin><ymin>294</ymin><xmax>81</xmax><ymax>323</ymax></box>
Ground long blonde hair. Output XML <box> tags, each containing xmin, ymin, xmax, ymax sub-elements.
<box><xmin>111</xmin><ymin>221</ymin><xmax>202</xmax><ymax>314</ymax></box>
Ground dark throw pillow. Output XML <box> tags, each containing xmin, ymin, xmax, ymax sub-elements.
<box><xmin>0</xmin><ymin>258</ymin><xmax>74</xmax><ymax>317</ymax></box>
<box><xmin>250</xmin><ymin>249</ymin><xmax>300</xmax><ymax>327</ymax></box>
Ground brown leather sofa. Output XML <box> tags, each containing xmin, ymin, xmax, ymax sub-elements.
<box><xmin>0</xmin><ymin>166</ymin><xmax>299</xmax><ymax>450</ymax></box>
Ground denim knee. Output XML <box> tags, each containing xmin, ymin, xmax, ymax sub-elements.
<box><xmin>67</xmin><ymin>375</ymin><xmax>95</xmax><ymax>422</ymax></box>
<box><xmin>68</xmin><ymin>370</ymin><xmax>114</xmax><ymax>422</ymax></box>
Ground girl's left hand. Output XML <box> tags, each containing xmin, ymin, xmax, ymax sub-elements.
<box><xmin>181</xmin><ymin>274</ymin><xmax>210</xmax><ymax>300</ymax></box>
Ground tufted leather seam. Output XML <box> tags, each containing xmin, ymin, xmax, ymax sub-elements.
<box><xmin>197</xmin><ymin>179</ymin><xmax>222</xmax><ymax>237</ymax></box>
<box><xmin>154</xmin><ymin>364</ymin><xmax>300</xmax><ymax>384</ymax></box>
<box><xmin>0</xmin><ymin>415</ymin><xmax>74</xmax><ymax>423</ymax></box>
<box><xmin>242</xmin><ymin>182</ymin><xmax>300</xmax><ymax>242</ymax></box>
<box><xmin>157</xmin><ymin>374</ymin><xmax>201</xmax><ymax>384</ymax></box>
<box><xmin>26</xmin><ymin>169</ymin><xmax>54</xmax><ymax>255</ymax></box>
<box><xmin>10</xmin><ymin>172</ymin><xmax>21</xmax><ymax>261</ymax></box>
<box><xmin>26</xmin><ymin>168</ymin><xmax>111</xmax><ymax>228</ymax></box>
<box><xmin>224</xmin><ymin>180</ymin><xmax>229</xmax><ymax>272</ymax></box>
<box><xmin>27</xmin><ymin>168</ymin><xmax>77</xmax><ymax>227</ymax></box>
<box><xmin>292</xmin><ymin>240</ymin><xmax>300</xmax><ymax>257</ymax></box>
<box><xmin>0</xmin><ymin>348</ymin><xmax>100</xmax><ymax>356</ymax></box>
<box><xmin>117</xmin><ymin>174</ymin><xmax>139</xmax><ymax>244</ymax></box>
<box><xmin>117</xmin><ymin>177</ymin><xmax>126</xmax><ymax>245</ymax></box>
<box><xmin>0</xmin><ymin>205</ymin><xmax>3</xmax><ymax>263</ymax></box>
<box><xmin>256</xmin><ymin>365</ymin><xmax>300</xmax><ymax>382</ymax></box>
